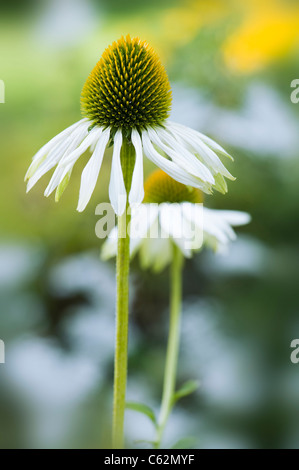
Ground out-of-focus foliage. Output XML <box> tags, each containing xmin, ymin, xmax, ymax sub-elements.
<box><xmin>1</xmin><ymin>0</ymin><xmax>299</xmax><ymax>449</ymax></box>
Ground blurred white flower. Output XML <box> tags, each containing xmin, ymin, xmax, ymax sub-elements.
<box><xmin>102</xmin><ymin>170</ymin><xmax>250</xmax><ymax>271</ymax></box>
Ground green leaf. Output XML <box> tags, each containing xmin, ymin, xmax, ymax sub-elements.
<box><xmin>126</xmin><ymin>402</ymin><xmax>157</xmax><ymax>426</ymax></box>
<box><xmin>172</xmin><ymin>380</ymin><xmax>200</xmax><ymax>404</ymax></box>
<box><xmin>171</xmin><ymin>436</ymin><xmax>197</xmax><ymax>449</ymax></box>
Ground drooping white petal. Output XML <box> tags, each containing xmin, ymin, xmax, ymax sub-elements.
<box><xmin>77</xmin><ymin>127</ymin><xmax>110</xmax><ymax>212</ymax></box>
<box><xmin>27</xmin><ymin>121</ymin><xmax>89</xmax><ymax>192</ymax></box>
<box><xmin>25</xmin><ymin>155</ymin><xmax>48</xmax><ymax>184</ymax></box>
<box><xmin>56</xmin><ymin>126</ymin><xmax>103</xmax><ymax>169</ymax></box>
<box><xmin>213</xmin><ymin>173</ymin><xmax>228</xmax><ymax>194</ymax></box>
<box><xmin>55</xmin><ymin>169</ymin><xmax>72</xmax><ymax>202</ymax></box>
<box><xmin>130</xmin><ymin>203</ymin><xmax>159</xmax><ymax>249</ymax></box>
<box><xmin>101</xmin><ymin>203</ymin><xmax>159</xmax><ymax>261</ymax></box>
<box><xmin>168</xmin><ymin>120</ymin><xmax>233</xmax><ymax>160</ymax></box>
<box><xmin>25</xmin><ymin>119</ymin><xmax>88</xmax><ymax>181</ymax></box>
<box><xmin>201</xmin><ymin>208</ymin><xmax>251</xmax><ymax>248</ymax></box>
<box><xmin>159</xmin><ymin>203</ymin><xmax>192</xmax><ymax>257</ymax></box>
<box><xmin>196</xmin><ymin>131</ymin><xmax>233</xmax><ymax>160</ymax></box>
<box><xmin>109</xmin><ymin>129</ymin><xmax>126</xmax><ymax>216</ymax></box>
<box><xmin>181</xmin><ymin>202</ymin><xmax>204</xmax><ymax>251</ymax></box>
<box><xmin>213</xmin><ymin>210</ymin><xmax>251</xmax><ymax>226</ymax></box>
<box><xmin>140</xmin><ymin>235</ymin><xmax>172</xmax><ymax>272</ymax></box>
<box><xmin>203</xmin><ymin>221</ymin><xmax>230</xmax><ymax>245</ymax></box>
<box><xmin>202</xmin><ymin>208</ymin><xmax>236</xmax><ymax>244</ymax></box>
<box><xmin>167</xmin><ymin>121</ymin><xmax>234</xmax><ymax>179</ymax></box>
<box><xmin>44</xmin><ymin>127</ymin><xmax>102</xmax><ymax>197</ymax></box>
<box><xmin>167</xmin><ymin>123</ymin><xmax>235</xmax><ymax>180</ymax></box>
<box><xmin>44</xmin><ymin>165</ymin><xmax>69</xmax><ymax>198</ymax></box>
<box><xmin>129</xmin><ymin>129</ymin><xmax>144</xmax><ymax>207</ymax></box>
<box><xmin>136</xmin><ymin>210</ymin><xmax>172</xmax><ymax>271</ymax></box>
<box><xmin>101</xmin><ymin>202</ymin><xmax>250</xmax><ymax>264</ymax></box>
<box><xmin>142</xmin><ymin>130</ymin><xmax>213</xmax><ymax>193</ymax></box>
<box><xmin>150</xmin><ymin>126</ymin><xmax>215</xmax><ymax>184</ymax></box>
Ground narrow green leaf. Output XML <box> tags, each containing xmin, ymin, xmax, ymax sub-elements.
<box><xmin>172</xmin><ymin>380</ymin><xmax>200</xmax><ymax>404</ymax></box>
<box><xmin>171</xmin><ymin>436</ymin><xmax>197</xmax><ymax>449</ymax></box>
<box><xmin>126</xmin><ymin>402</ymin><xmax>157</xmax><ymax>426</ymax></box>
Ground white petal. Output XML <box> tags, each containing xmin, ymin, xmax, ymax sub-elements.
<box><xmin>101</xmin><ymin>204</ymin><xmax>159</xmax><ymax>261</ymax></box>
<box><xmin>141</xmin><ymin>130</ymin><xmax>213</xmax><ymax>193</ymax></box>
<box><xmin>152</xmin><ymin>238</ymin><xmax>172</xmax><ymax>271</ymax></box>
<box><xmin>181</xmin><ymin>202</ymin><xmax>204</xmax><ymax>251</ymax></box>
<box><xmin>203</xmin><ymin>233</ymin><xmax>224</xmax><ymax>253</ymax></box>
<box><xmin>168</xmin><ymin>121</ymin><xmax>234</xmax><ymax>179</ymax></box>
<box><xmin>25</xmin><ymin>119</ymin><xmax>88</xmax><ymax>181</ymax></box>
<box><xmin>159</xmin><ymin>204</ymin><xmax>192</xmax><ymax>257</ymax></box>
<box><xmin>44</xmin><ymin>127</ymin><xmax>102</xmax><ymax>197</ymax></box>
<box><xmin>109</xmin><ymin>130</ymin><xmax>126</xmax><ymax>216</ymax></box>
<box><xmin>129</xmin><ymin>129</ymin><xmax>144</xmax><ymax>206</ymax></box>
<box><xmin>168</xmin><ymin>120</ymin><xmax>233</xmax><ymax>159</ymax></box>
<box><xmin>150</xmin><ymin>126</ymin><xmax>215</xmax><ymax>183</ymax></box>
<box><xmin>55</xmin><ymin>168</ymin><xmax>72</xmax><ymax>202</ymax></box>
<box><xmin>77</xmin><ymin>128</ymin><xmax>110</xmax><ymax>212</ymax></box>
<box><xmin>27</xmin><ymin>122</ymin><xmax>89</xmax><ymax>192</ymax></box>
<box><xmin>202</xmin><ymin>208</ymin><xmax>236</xmax><ymax>244</ymax></box>
<box><xmin>25</xmin><ymin>155</ymin><xmax>48</xmax><ymax>184</ymax></box>
<box><xmin>196</xmin><ymin>131</ymin><xmax>233</xmax><ymax>160</ymax></box>
<box><xmin>213</xmin><ymin>173</ymin><xmax>228</xmax><ymax>194</ymax></box>
<box><xmin>137</xmin><ymin>213</ymin><xmax>172</xmax><ymax>271</ymax></box>
<box><xmin>140</xmin><ymin>236</ymin><xmax>172</xmax><ymax>272</ymax></box>
<box><xmin>203</xmin><ymin>219</ymin><xmax>230</xmax><ymax>245</ymax></box>
<box><xmin>130</xmin><ymin>203</ymin><xmax>159</xmax><ymax>245</ymax></box>
<box><xmin>57</xmin><ymin>126</ymin><xmax>102</xmax><ymax>169</ymax></box>
<box><xmin>212</xmin><ymin>210</ymin><xmax>251</xmax><ymax>226</ymax></box>
<box><xmin>44</xmin><ymin>165</ymin><xmax>69</xmax><ymax>198</ymax></box>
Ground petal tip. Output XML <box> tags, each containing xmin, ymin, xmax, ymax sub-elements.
<box><xmin>76</xmin><ymin>202</ymin><xmax>85</xmax><ymax>213</ymax></box>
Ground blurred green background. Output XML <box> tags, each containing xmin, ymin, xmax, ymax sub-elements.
<box><xmin>1</xmin><ymin>0</ymin><xmax>299</xmax><ymax>449</ymax></box>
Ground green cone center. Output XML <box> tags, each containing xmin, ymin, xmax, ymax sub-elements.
<box><xmin>81</xmin><ymin>35</ymin><xmax>172</xmax><ymax>131</ymax></box>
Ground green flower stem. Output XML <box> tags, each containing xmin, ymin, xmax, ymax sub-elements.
<box><xmin>155</xmin><ymin>243</ymin><xmax>184</xmax><ymax>448</ymax></box>
<box><xmin>112</xmin><ymin>137</ymin><xmax>135</xmax><ymax>449</ymax></box>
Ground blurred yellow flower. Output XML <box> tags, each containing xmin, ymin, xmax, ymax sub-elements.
<box><xmin>161</xmin><ymin>0</ymin><xmax>225</xmax><ymax>46</ymax></box>
<box><xmin>223</xmin><ymin>0</ymin><xmax>299</xmax><ymax>73</ymax></box>
<box><xmin>104</xmin><ymin>0</ymin><xmax>226</xmax><ymax>61</ymax></box>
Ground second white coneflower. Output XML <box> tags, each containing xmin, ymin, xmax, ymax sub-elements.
<box><xmin>25</xmin><ymin>35</ymin><xmax>235</xmax><ymax>449</ymax></box>
<box><xmin>102</xmin><ymin>170</ymin><xmax>250</xmax><ymax>448</ymax></box>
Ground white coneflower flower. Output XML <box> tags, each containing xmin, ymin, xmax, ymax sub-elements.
<box><xmin>25</xmin><ymin>35</ymin><xmax>234</xmax><ymax>216</ymax></box>
<box><xmin>102</xmin><ymin>170</ymin><xmax>250</xmax><ymax>270</ymax></box>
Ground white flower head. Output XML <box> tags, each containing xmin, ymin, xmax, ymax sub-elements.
<box><xmin>102</xmin><ymin>170</ymin><xmax>251</xmax><ymax>271</ymax></box>
<box><xmin>25</xmin><ymin>35</ymin><xmax>235</xmax><ymax>215</ymax></box>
